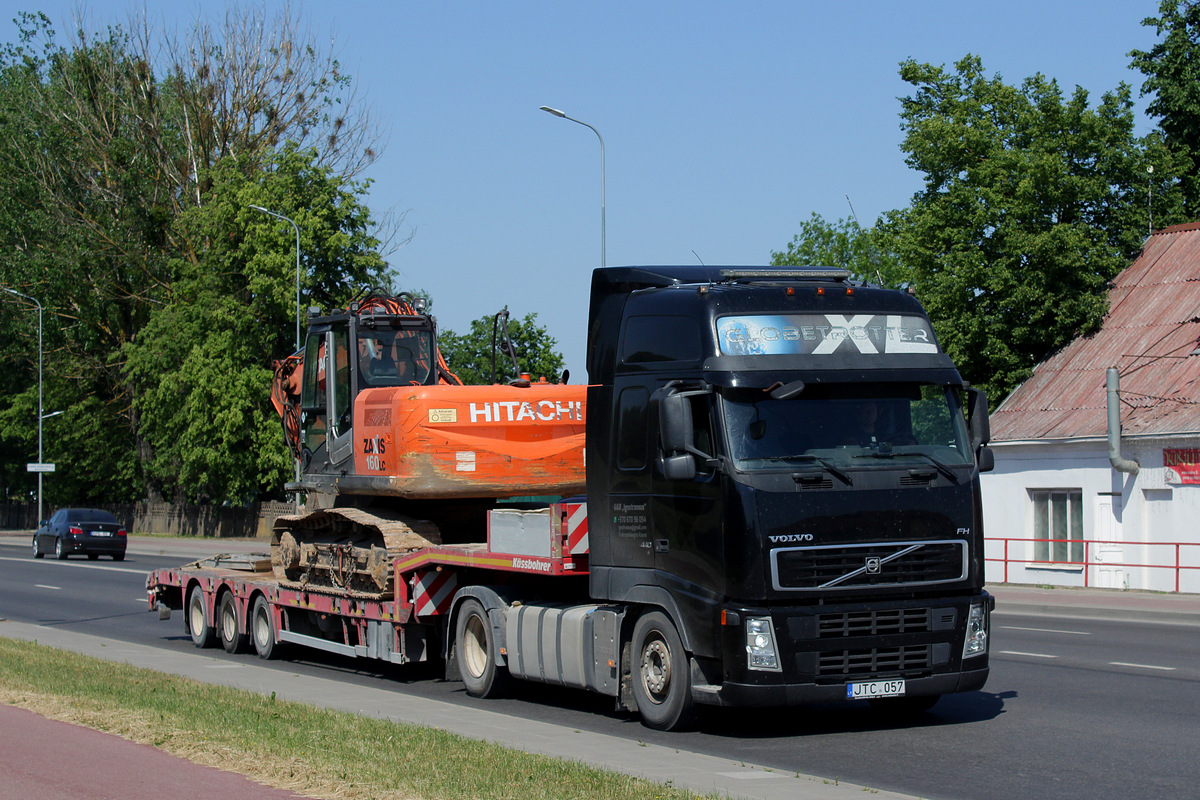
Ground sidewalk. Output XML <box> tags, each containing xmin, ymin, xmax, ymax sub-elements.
<box><xmin>989</xmin><ymin>582</ymin><xmax>1200</xmax><ymax>626</ymax></box>
<box><xmin>0</xmin><ymin>703</ymin><xmax>317</xmax><ymax>800</ymax></box>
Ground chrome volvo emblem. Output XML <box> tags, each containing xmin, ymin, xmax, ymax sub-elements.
<box><xmin>865</xmin><ymin>557</ymin><xmax>882</xmax><ymax>575</ymax></box>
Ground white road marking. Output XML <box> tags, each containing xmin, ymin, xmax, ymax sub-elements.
<box><xmin>1000</xmin><ymin>625</ymin><xmax>1090</xmax><ymax>636</ymax></box>
<box><xmin>0</xmin><ymin>555</ymin><xmax>144</xmax><ymax>575</ymax></box>
<box><xmin>34</xmin><ymin>584</ymin><xmax>61</xmax><ymax>590</ymax></box>
<box><xmin>999</xmin><ymin>650</ymin><xmax>1059</xmax><ymax>659</ymax></box>
<box><xmin>1110</xmin><ymin>662</ymin><xmax>1176</xmax><ymax>671</ymax></box>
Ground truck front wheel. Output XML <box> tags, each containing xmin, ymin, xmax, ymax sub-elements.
<box><xmin>455</xmin><ymin>598</ymin><xmax>510</xmax><ymax>698</ymax></box>
<box><xmin>631</xmin><ymin>611</ymin><xmax>696</xmax><ymax>731</ymax></box>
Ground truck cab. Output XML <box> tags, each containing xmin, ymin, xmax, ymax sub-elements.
<box><xmin>585</xmin><ymin>266</ymin><xmax>992</xmax><ymax>725</ymax></box>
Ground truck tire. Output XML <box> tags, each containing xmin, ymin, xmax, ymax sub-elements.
<box><xmin>631</xmin><ymin>611</ymin><xmax>696</xmax><ymax>731</ymax></box>
<box><xmin>218</xmin><ymin>593</ymin><xmax>249</xmax><ymax>654</ymax></box>
<box><xmin>455</xmin><ymin>598</ymin><xmax>510</xmax><ymax>698</ymax></box>
<box><xmin>251</xmin><ymin>595</ymin><xmax>286</xmax><ymax>660</ymax></box>
<box><xmin>187</xmin><ymin>585</ymin><xmax>215</xmax><ymax>648</ymax></box>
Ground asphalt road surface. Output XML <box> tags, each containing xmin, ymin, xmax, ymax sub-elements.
<box><xmin>1</xmin><ymin>539</ymin><xmax>1198</xmax><ymax>800</ymax></box>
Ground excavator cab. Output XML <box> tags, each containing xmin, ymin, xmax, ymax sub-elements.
<box><xmin>290</xmin><ymin>292</ymin><xmax>446</xmax><ymax>483</ymax></box>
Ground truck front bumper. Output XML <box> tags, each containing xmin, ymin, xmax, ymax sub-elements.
<box><xmin>692</xmin><ymin>664</ymin><xmax>989</xmax><ymax>707</ymax></box>
<box><xmin>692</xmin><ymin>592</ymin><xmax>992</xmax><ymax>707</ymax></box>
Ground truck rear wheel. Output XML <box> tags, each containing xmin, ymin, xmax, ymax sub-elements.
<box><xmin>251</xmin><ymin>595</ymin><xmax>286</xmax><ymax>660</ymax></box>
<box><xmin>187</xmin><ymin>586</ymin><xmax>215</xmax><ymax>648</ymax></box>
<box><xmin>218</xmin><ymin>593</ymin><xmax>248</xmax><ymax>654</ymax></box>
<box><xmin>631</xmin><ymin>611</ymin><xmax>696</xmax><ymax>731</ymax></box>
<box><xmin>455</xmin><ymin>598</ymin><xmax>510</xmax><ymax>698</ymax></box>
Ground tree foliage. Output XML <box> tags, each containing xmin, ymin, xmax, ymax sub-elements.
<box><xmin>439</xmin><ymin>311</ymin><xmax>566</xmax><ymax>386</ymax></box>
<box><xmin>885</xmin><ymin>55</ymin><xmax>1180</xmax><ymax>401</ymax></box>
<box><xmin>124</xmin><ymin>148</ymin><xmax>385</xmax><ymax>503</ymax></box>
<box><xmin>1130</xmin><ymin>0</ymin><xmax>1200</xmax><ymax>217</ymax></box>
<box><xmin>0</xmin><ymin>10</ymin><xmax>387</xmax><ymax>505</ymax></box>
<box><xmin>770</xmin><ymin>213</ymin><xmax>903</xmax><ymax>286</ymax></box>
<box><xmin>773</xmin><ymin>53</ymin><xmax>1186</xmax><ymax>403</ymax></box>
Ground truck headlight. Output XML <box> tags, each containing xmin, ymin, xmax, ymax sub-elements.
<box><xmin>745</xmin><ymin>616</ymin><xmax>782</xmax><ymax>672</ymax></box>
<box><xmin>963</xmin><ymin>602</ymin><xmax>988</xmax><ymax>658</ymax></box>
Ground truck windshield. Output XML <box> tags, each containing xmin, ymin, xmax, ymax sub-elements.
<box><xmin>358</xmin><ymin>329</ymin><xmax>434</xmax><ymax>386</ymax></box>
<box><xmin>721</xmin><ymin>383</ymin><xmax>971</xmax><ymax>471</ymax></box>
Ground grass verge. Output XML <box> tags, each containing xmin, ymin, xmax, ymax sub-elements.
<box><xmin>0</xmin><ymin>636</ymin><xmax>716</xmax><ymax>800</ymax></box>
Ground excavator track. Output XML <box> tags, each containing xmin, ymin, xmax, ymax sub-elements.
<box><xmin>271</xmin><ymin>507</ymin><xmax>443</xmax><ymax>599</ymax></box>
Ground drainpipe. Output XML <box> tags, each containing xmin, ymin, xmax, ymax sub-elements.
<box><xmin>1106</xmin><ymin>367</ymin><xmax>1139</xmax><ymax>474</ymax></box>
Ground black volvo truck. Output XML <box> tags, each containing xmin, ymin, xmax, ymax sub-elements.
<box><xmin>583</xmin><ymin>266</ymin><xmax>993</xmax><ymax>729</ymax></box>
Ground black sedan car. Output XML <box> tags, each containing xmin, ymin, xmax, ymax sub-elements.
<box><xmin>32</xmin><ymin>508</ymin><xmax>127</xmax><ymax>561</ymax></box>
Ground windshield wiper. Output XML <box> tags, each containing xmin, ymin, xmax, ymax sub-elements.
<box><xmin>785</xmin><ymin>454</ymin><xmax>852</xmax><ymax>485</ymax></box>
<box><xmin>853</xmin><ymin>450</ymin><xmax>958</xmax><ymax>482</ymax></box>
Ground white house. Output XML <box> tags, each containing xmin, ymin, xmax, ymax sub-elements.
<box><xmin>981</xmin><ymin>222</ymin><xmax>1200</xmax><ymax>594</ymax></box>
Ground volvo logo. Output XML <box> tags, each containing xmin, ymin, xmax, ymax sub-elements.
<box><xmin>865</xmin><ymin>557</ymin><xmax>882</xmax><ymax>575</ymax></box>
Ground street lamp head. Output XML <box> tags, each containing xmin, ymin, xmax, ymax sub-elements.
<box><xmin>540</xmin><ymin>106</ymin><xmax>566</xmax><ymax>118</ymax></box>
<box><xmin>249</xmin><ymin>204</ymin><xmax>268</xmax><ymax>212</ymax></box>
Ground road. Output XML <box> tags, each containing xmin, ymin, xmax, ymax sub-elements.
<box><xmin>1</xmin><ymin>539</ymin><xmax>1198</xmax><ymax>800</ymax></box>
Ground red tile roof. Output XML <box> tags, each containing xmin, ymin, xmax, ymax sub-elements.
<box><xmin>991</xmin><ymin>222</ymin><xmax>1200</xmax><ymax>441</ymax></box>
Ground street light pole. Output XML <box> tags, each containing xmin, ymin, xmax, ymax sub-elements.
<box><xmin>250</xmin><ymin>205</ymin><xmax>303</xmax><ymax>351</ymax></box>
<box><xmin>250</xmin><ymin>205</ymin><xmax>304</xmax><ymax>512</ymax></box>
<box><xmin>1</xmin><ymin>287</ymin><xmax>45</xmax><ymax>524</ymax></box>
<box><xmin>540</xmin><ymin>106</ymin><xmax>606</xmax><ymax>266</ymax></box>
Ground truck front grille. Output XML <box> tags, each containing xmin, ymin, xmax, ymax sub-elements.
<box><xmin>771</xmin><ymin>540</ymin><xmax>967</xmax><ymax>592</ymax></box>
<box><xmin>817</xmin><ymin>645</ymin><xmax>933</xmax><ymax>680</ymax></box>
<box><xmin>818</xmin><ymin>607</ymin><xmax>931</xmax><ymax>638</ymax></box>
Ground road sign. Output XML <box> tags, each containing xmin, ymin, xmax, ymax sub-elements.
<box><xmin>26</xmin><ymin>463</ymin><xmax>55</xmax><ymax>473</ymax></box>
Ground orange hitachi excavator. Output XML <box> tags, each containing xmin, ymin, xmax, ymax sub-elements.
<box><xmin>269</xmin><ymin>289</ymin><xmax>585</xmax><ymax>596</ymax></box>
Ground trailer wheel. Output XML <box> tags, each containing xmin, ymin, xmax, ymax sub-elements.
<box><xmin>251</xmin><ymin>595</ymin><xmax>286</xmax><ymax>660</ymax></box>
<box><xmin>187</xmin><ymin>586</ymin><xmax>215</xmax><ymax>648</ymax></box>
<box><xmin>218</xmin><ymin>593</ymin><xmax>249</xmax><ymax>654</ymax></box>
<box><xmin>631</xmin><ymin>611</ymin><xmax>696</xmax><ymax>731</ymax></box>
<box><xmin>455</xmin><ymin>599</ymin><xmax>510</xmax><ymax>698</ymax></box>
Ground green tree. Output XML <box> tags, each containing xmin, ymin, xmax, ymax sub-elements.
<box><xmin>124</xmin><ymin>147</ymin><xmax>386</xmax><ymax>503</ymax></box>
<box><xmin>440</xmin><ymin>311</ymin><xmax>566</xmax><ymax>386</ymax></box>
<box><xmin>884</xmin><ymin>55</ymin><xmax>1178</xmax><ymax>402</ymax></box>
<box><xmin>770</xmin><ymin>212</ymin><xmax>903</xmax><ymax>286</ymax></box>
<box><xmin>1130</xmin><ymin>0</ymin><xmax>1200</xmax><ymax>218</ymax></box>
<box><xmin>0</xmin><ymin>9</ymin><xmax>388</xmax><ymax>505</ymax></box>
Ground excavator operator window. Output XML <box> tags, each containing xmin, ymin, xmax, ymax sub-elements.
<box><xmin>332</xmin><ymin>328</ymin><xmax>352</xmax><ymax>433</ymax></box>
<box><xmin>300</xmin><ymin>333</ymin><xmax>328</xmax><ymax>455</ymax></box>
<box><xmin>357</xmin><ymin>329</ymin><xmax>433</xmax><ymax>386</ymax></box>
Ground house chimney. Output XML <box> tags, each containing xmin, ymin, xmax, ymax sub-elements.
<box><xmin>1106</xmin><ymin>367</ymin><xmax>1139</xmax><ymax>475</ymax></box>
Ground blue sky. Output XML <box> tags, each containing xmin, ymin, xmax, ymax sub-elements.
<box><xmin>22</xmin><ymin>1</ymin><xmax>1162</xmax><ymax>377</ymax></box>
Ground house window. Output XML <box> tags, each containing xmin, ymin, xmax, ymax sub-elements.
<box><xmin>1031</xmin><ymin>489</ymin><xmax>1083</xmax><ymax>563</ymax></box>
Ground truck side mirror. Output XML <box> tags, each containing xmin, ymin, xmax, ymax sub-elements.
<box><xmin>655</xmin><ymin>388</ymin><xmax>699</xmax><ymax>481</ymax></box>
<box><xmin>976</xmin><ymin>446</ymin><xmax>995</xmax><ymax>473</ymax></box>
<box><xmin>658</xmin><ymin>391</ymin><xmax>695</xmax><ymax>455</ymax></box>
<box><xmin>659</xmin><ymin>452</ymin><xmax>697</xmax><ymax>481</ymax></box>
<box><xmin>967</xmin><ymin>387</ymin><xmax>990</xmax><ymax>449</ymax></box>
